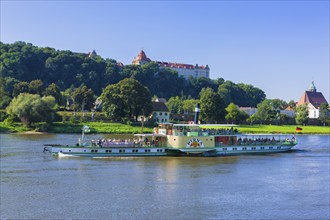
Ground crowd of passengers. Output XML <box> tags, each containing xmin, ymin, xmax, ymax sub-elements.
<box><xmin>236</xmin><ymin>137</ymin><xmax>295</xmax><ymax>145</ymax></box>
<box><xmin>91</xmin><ymin>138</ymin><xmax>157</xmax><ymax>147</ymax></box>
<box><xmin>203</xmin><ymin>127</ymin><xmax>238</xmax><ymax>135</ymax></box>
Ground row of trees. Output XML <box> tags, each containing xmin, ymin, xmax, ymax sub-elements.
<box><xmin>3</xmin><ymin>77</ymin><xmax>329</xmax><ymax>127</ymax></box>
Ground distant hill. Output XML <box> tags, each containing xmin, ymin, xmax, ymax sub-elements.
<box><xmin>0</xmin><ymin>41</ymin><xmax>265</xmax><ymax>106</ymax></box>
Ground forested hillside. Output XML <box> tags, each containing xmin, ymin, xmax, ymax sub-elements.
<box><xmin>0</xmin><ymin>41</ymin><xmax>265</xmax><ymax>107</ymax></box>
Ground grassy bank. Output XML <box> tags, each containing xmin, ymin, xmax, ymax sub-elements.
<box><xmin>47</xmin><ymin>122</ymin><xmax>153</xmax><ymax>134</ymax></box>
<box><xmin>234</xmin><ymin>125</ymin><xmax>329</xmax><ymax>134</ymax></box>
<box><xmin>0</xmin><ymin>122</ymin><xmax>329</xmax><ymax>134</ymax></box>
<box><xmin>0</xmin><ymin>122</ymin><xmax>153</xmax><ymax>134</ymax></box>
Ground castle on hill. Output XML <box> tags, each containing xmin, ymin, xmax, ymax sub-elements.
<box><xmin>132</xmin><ymin>50</ymin><xmax>210</xmax><ymax>79</ymax></box>
<box><xmin>297</xmin><ymin>81</ymin><xmax>328</xmax><ymax>119</ymax></box>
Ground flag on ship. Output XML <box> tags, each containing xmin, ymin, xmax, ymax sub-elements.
<box><xmin>83</xmin><ymin>125</ymin><xmax>90</xmax><ymax>133</ymax></box>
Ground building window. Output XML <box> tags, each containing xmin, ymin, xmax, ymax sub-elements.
<box><xmin>165</xmin><ymin>113</ymin><xmax>168</xmax><ymax>116</ymax></box>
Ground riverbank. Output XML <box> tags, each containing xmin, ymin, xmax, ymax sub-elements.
<box><xmin>0</xmin><ymin>122</ymin><xmax>153</xmax><ymax>134</ymax></box>
<box><xmin>0</xmin><ymin>122</ymin><xmax>329</xmax><ymax>134</ymax></box>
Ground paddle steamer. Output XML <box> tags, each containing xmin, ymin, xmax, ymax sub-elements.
<box><xmin>45</xmin><ymin>106</ymin><xmax>297</xmax><ymax>157</ymax></box>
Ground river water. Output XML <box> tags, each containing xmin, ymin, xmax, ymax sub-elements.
<box><xmin>0</xmin><ymin>133</ymin><xmax>329</xmax><ymax>220</ymax></box>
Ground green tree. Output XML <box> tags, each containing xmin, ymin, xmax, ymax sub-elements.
<box><xmin>182</xmin><ymin>99</ymin><xmax>199</xmax><ymax>114</ymax></box>
<box><xmin>318</xmin><ymin>103</ymin><xmax>329</xmax><ymax>126</ymax></box>
<box><xmin>270</xmin><ymin>99</ymin><xmax>288</xmax><ymax>110</ymax></box>
<box><xmin>72</xmin><ymin>85</ymin><xmax>95</xmax><ymax>112</ymax></box>
<box><xmin>225</xmin><ymin>103</ymin><xmax>242</xmax><ymax>124</ymax></box>
<box><xmin>6</xmin><ymin>93</ymin><xmax>56</xmax><ymax>126</ymax></box>
<box><xmin>295</xmin><ymin>104</ymin><xmax>309</xmax><ymax>125</ymax></box>
<box><xmin>218</xmin><ymin>81</ymin><xmax>265</xmax><ymax>107</ymax></box>
<box><xmin>247</xmin><ymin>114</ymin><xmax>258</xmax><ymax>125</ymax></box>
<box><xmin>44</xmin><ymin>83</ymin><xmax>62</xmax><ymax>105</ymax></box>
<box><xmin>166</xmin><ymin>96</ymin><xmax>183</xmax><ymax>114</ymax></box>
<box><xmin>255</xmin><ymin>99</ymin><xmax>277</xmax><ymax>124</ymax></box>
<box><xmin>12</xmin><ymin>81</ymin><xmax>29</xmax><ymax>97</ymax></box>
<box><xmin>288</xmin><ymin>100</ymin><xmax>296</xmax><ymax>110</ymax></box>
<box><xmin>101</xmin><ymin>78</ymin><xmax>152</xmax><ymax>121</ymax></box>
<box><xmin>199</xmin><ymin>87</ymin><xmax>225</xmax><ymax>123</ymax></box>
<box><xmin>0</xmin><ymin>77</ymin><xmax>11</xmax><ymax>108</ymax></box>
<box><xmin>28</xmin><ymin>79</ymin><xmax>44</xmax><ymax>95</ymax></box>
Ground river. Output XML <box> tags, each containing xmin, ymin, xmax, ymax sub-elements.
<box><xmin>0</xmin><ymin>133</ymin><xmax>329</xmax><ymax>220</ymax></box>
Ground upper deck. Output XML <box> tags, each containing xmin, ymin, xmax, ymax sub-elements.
<box><xmin>154</xmin><ymin>123</ymin><xmax>238</xmax><ymax>137</ymax></box>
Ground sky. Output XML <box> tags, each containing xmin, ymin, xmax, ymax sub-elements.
<box><xmin>1</xmin><ymin>1</ymin><xmax>329</xmax><ymax>102</ymax></box>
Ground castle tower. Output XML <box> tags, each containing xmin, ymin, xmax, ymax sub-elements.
<box><xmin>132</xmin><ymin>50</ymin><xmax>151</xmax><ymax>65</ymax></box>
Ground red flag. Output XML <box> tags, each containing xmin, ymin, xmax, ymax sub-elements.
<box><xmin>296</xmin><ymin>127</ymin><xmax>302</xmax><ymax>132</ymax></box>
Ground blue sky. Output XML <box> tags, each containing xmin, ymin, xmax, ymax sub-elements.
<box><xmin>1</xmin><ymin>1</ymin><xmax>329</xmax><ymax>102</ymax></box>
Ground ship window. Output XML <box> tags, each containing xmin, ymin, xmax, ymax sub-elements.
<box><xmin>69</xmin><ymin>150</ymin><xmax>71</xmax><ymax>152</ymax></box>
<box><xmin>277</xmin><ymin>147</ymin><xmax>281</xmax><ymax>149</ymax></box>
<box><xmin>269</xmin><ymin>147</ymin><xmax>273</xmax><ymax>149</ymax></box>
<box><xmin>91</xmin><ymin>150</ymin><xmax>94</xmax><ymax>152</ymax></box>
<box><xmin>109</xmin><ymin>150</ymin><xmax>112</xmax><ymax>153</ymax></box>
<box><xmin>95</xmin><ymin>150</ymin><xmax>98</xmax><ymax>153</ymax></box>
<box><xmin>119</xmin><ymin>149</ymin><xmax>122</xmax><ymax>153</ymax></box>
<box><xmin>84</xmin><ymin>150</ymin><xmax>86</xmax><ymax>152</ymax></box>
<box><xmin>145</xmin><ymin>149</ymin><xmax>148</xmax><ymax>152</ymax></box>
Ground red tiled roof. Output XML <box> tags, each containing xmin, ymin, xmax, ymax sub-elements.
<box><xmin>157</xmin><ymin>61</ymin><xmax>208</xmax><ymax>70</ymax></box>
<box><xmin>297</xmin><ymin>91</ymin><xmax>328</xmax><ymax>108</ymax></box>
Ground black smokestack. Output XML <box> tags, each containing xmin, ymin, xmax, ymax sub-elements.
<box><xmin>194</xmin><ymin>103</ymin><xmax>200</xmax><ymax>124</ymax></box>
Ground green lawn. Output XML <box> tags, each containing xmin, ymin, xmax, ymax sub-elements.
<box><xmin>47</xmin><ymin>122</ymin><xmax>153</xmax><ymax>134</ymax></box>
<box><xmin>0</xmin><ymin>121</ymin><xmax>329</xmax><ymax>134</ymax></box>
<box><xmin>237</xmin><ymin>125</ymin><xmax>329</xmax><ymax>134</ymax></box>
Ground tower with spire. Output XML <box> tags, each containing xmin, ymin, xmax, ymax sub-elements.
<box><xmin>297</xmin><ymin>81</ymin><xmax>328</xmax><ymax>118</ymax></box>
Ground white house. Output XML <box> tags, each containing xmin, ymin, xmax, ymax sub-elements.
<box><xmin>151</xmin><ymin>101</ymin><xmax>170</xmax><ymax>123</ymax></box>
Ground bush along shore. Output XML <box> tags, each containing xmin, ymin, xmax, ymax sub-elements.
<box><xmin>0</xmin><ymin>122</ymin><xmax>329</xmax><ymax>134</ymax></box>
